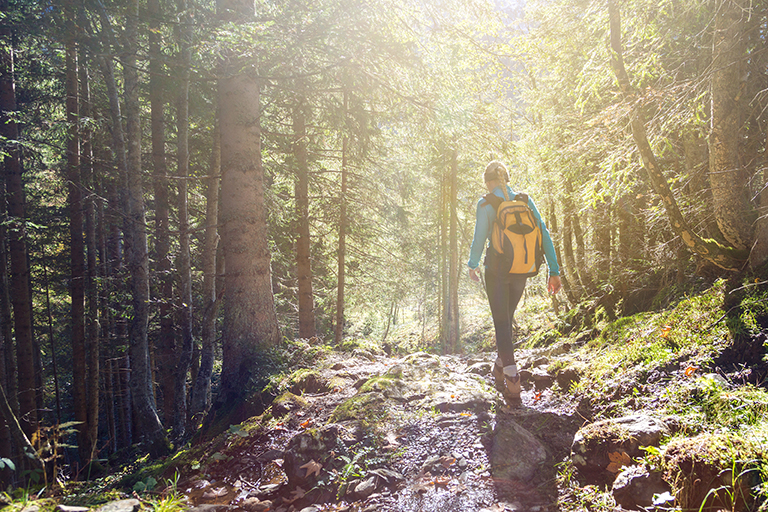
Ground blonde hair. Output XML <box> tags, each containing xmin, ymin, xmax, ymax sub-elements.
<box><xmin>483</xmin><ymin>161</ymin><xmax>510</xmax><ymax>200</ymax></box>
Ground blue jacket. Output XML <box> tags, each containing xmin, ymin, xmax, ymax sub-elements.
<box><xmin>468</xmin><ymin>185</ymin><xmax>560</xmax><ymax>277</ymax></box>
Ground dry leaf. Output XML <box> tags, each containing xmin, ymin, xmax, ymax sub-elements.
<box><xmin>533</xmin><ymin>391</ymin><xmax>543</xmax><ymax>402</ymax></box>
<box><xmin>606</xmin><ymin>451</ymin><xmax>631</xmax><ymax>473</ymax></box>
<box><xmin>660</xmin><ymin>325</ymin><xmax>672</xmax><ymax>338</ymax></box>
<box><xmin>439</xmin><ymin>456</ymin><xmax>456</xmax><ymax>469</ymax></box>
<box><xmin>285</xmin><ymin>486</ymin><xmax>305</xmax><ymax>504</ymax></box>
<box><xmin>300</xmin><ymin>418</ymin><xmax>313</xmax><ymax>429</ymax></box>
<box><xmin>300</xmin><ymin>459</ymin><xmax>322</xmax><ymax>478</ymax></box>
<box><xmin>684</xmin><ymin>366</ymin><xmax>698</xmax><ymax>377</ymax></box>
<box><xmin>434</xmin><ymin>475</ymin><xmax>451</xmax><ymax>488</ymax></box>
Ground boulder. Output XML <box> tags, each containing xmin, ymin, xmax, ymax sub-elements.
<box><xmin>571</xmin><ymin>414</ymin><xmax>670</xmax><ymax>485</ymax></box>
<box><xmin>611</xmin><ymin>464</ymin><xmax>670</xmax><ymax>510</ymax></box>
<box><xmin>491</xmin><ymin>418</ymin><xmax>547</xmax><ymax>482</ymax></box>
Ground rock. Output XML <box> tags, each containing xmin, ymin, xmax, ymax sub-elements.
<box><xmin>611</xmin><ymin>465</ymin><xmax>670</xmax><ymax>510</ymax></box>
<box><xmin>255</xmin><ymin>449</ymin><xmax>284</xmax><ymax>462</ymax></box>
<box><xmin>571</xmin><ymin>414</ymin><xmax>671</xmax><ymax>485</ymax></box>
<box><xmin>369</xmin><ymin>468</ymin><xmax>404</xmax><ymax>484</ymax></box>
<box><xmin>355</xmin><ymin>476</ymin><xmax>378</xmax><ymax>499</ymax></box>
<box><xmin>491</xmin><ymin>418</ymin><xmax>547</xmax><ymax>482</ymax></box>
<box><xmin>240</xmin><ymin>498</ymin><xmax>271</xmax><ymax>512</ymax></box>
<box><xmin>465</xmin><ymin>361</ymin><xmax>492</xmax><ymax>376</ymax></box>
<box><xmin>188</xmin><ymin>506</ymin><xmax>233</xmax><ymax>512</ymax></box>
<box><xmin>93</xmin><ymin>500</ymin><xmax>141</xmax><ymax>512</ymax></box>
<box><xmin>555</xmin><ymin>368</ymin><xmax>579</xmax><ymax>390</ymax></box>
<box><xmin>532</xmin><ymin>356</ymin><xmax>549</xmax><ymax>367</ymax></box>
<box><xmin>283</xmin><ymin>424</ymin><xmax>343</xmax><ymax>485</ymax></box>
<box><xmin>57</xmin><ymin>506</ymin><xmax>90</xmax><ymax>512</ymax></box>
<box><xmin>531</xmin><ymin>368</ymin><xmax>554</xmax><ymax>389</ymax></box>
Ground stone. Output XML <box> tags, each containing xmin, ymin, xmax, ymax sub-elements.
<box><xmin>355</xmin><ymin>476</ymin><xmax>378</xmax><ymax>499</ymax></box>
<box><xmin>611</xmin><ymin>465</ymin><xmax>670</xmax><ymax>510</ymax></box>
<box><xmin>93</xmin><ymin>500</ymin><xmax>141</xmax><ymax>512</ymax></box>
<box><xmin>571</xmin><ymin>414</ymin><xmax>671</xmax><ymax>485</ymax></box>
<box><xmin>531</xmin><ymin>368</ymin><xmax>554</xmax><ymax>389</ymax></box>
<box><xmin>240</xmin><ymin>498</ymin><xmax>271</xmax><ymax>512</ymax></box>
<box><xmin>57</xmin><ymin>506</ymin><xmax>90</xmax><ymax>512</ymax></box>
<box><xmin>491</xmin><ymin>418</ymin><xmax>547</xmax><ymax>482</ymax></box>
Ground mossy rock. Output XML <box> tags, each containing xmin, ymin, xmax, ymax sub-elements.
<box><xmin>288</xmin><ymin>369</ymin><xmax>331</xmax><ymax>395</ymax></box>
<box><xmin>329</xmin><ymin>392</ymin><xmax>387</xmax><ymax>426</ymax></box>
<box><xmin>271</xmin><ymin>391</ymin><xmax>310</xmax><ymax>418</ymax></box>
<box><xmin>663</xmin><ymin>433</ymin><xmax>765</xmax><ymax>512</ymax></box>
<box><xmin>358</xmin><ymin>375</ymin><xmax>405</xmax><ymax>398</ymax></box>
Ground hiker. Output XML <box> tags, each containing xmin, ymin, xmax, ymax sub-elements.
<box><xmin>468</xmin><ymin>160</ymin><xmax>561</xmax><ymax>405</ymax></box>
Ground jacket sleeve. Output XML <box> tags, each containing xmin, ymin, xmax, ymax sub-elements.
<box><xmin>468</xmin><ymin>198</ymin><xmax>491</xmax><ymax>269</ymax></box>
<box><xmin>527</xmin><ymin>196</ymin><xmax>560</xmax><ymax>276</ymax></box>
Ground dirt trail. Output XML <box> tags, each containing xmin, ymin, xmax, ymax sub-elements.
<box><xmin>180</xmin><ymin>349</ymin><xmax>584</xmax><ymax>512</ymax></box>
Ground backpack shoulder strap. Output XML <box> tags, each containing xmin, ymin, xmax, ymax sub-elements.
<box><xmin>514</xmin><ymin>192</ymin><xmax>529</xmax><ymax>204</ymax></box>
<box><xmin>483</xmin><ymin>193</ymin><xmax>503</xmax><ymax>211</ymax></box>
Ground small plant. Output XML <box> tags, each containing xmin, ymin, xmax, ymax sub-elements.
<box><xmin>132</xmin><ymin>476</ymin><xmax>158</xmax><ymax>493</ymax></box>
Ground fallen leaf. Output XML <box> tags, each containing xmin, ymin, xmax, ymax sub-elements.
<box><xmin>460</xmin><ymin>412</ymin><xmax>471</xmax><ymax>416</ymax></box>
<box><xmin>606</xmin><ymin>451</ymin><xmax>631</xmax><ymax>473</ymax></box>
<box><xmin>300</xmin><ymin>459</ymin><xmax>322</xmax><ymax>478</ymax></box>
<box><xmin>300</xmin><ymin>418</ymin><xmax>313</xmax><ymax>429</ymax></box>
<box><xmin>533</xmin><ymin>391</ymin><xmax>543</xmax><ymax>402</ymax></box>
<box><xmin>684</xmin><ymin>366</ymin><xmax>698</xmax><ymax>377</ymax></box>
<box><xmin>660</xmin><ymin>325</ymin><xmax>672</xmax><ymax>338</ymax></box>
<box><xmin>439</xmin><ymin>456</ymin><xmax>456</xmax><ymax>469</ymax></box>
<box><xmin>434</xmin><ymin>475</ymin><xmax>451</xmax><ymax>488</ymax></box>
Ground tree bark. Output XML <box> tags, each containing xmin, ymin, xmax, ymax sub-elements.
<box><xmin>1</xmin><ymin>24</ymin><xmax>36</xmax><ymax>439</ymax></box>
<box><xmin>334</xmin><ymin>93</ymin><xmax>348</xmax><ymax>346</ymax></box>
<box><xmin>174</xmin><ymin>0</ymin><xmax>194</xmax><ymax>438</ymax></box>
<box><xmin>148</xmin><ymin>0</ymin><xmax>176</xmax><ymax>427</ymax></box>
<box><xmin>79</xmin><ymin>43</ymin><xmax>100</xmax><ymax>464</ymax></box>
<box><xmin>123</xmin><ymin>0</ymin><xmax>169</xmax><ymax>455</ymax></box>
<box><xmin>65</xmin><ymin>22</ymin><xmax>90</xmax><ymax>465</ymax></box>
<box><xmin>446</xmin><ymin>147</ymin><xmax>460</xmax><ymax>354</ymax></box>
<box><xmin>709</xmin><ymin>0</ymin><xmax>753</xmax><ymax>251</ymax></box>
<box><xmin>293</xmin><ymin>100</ymin><xmax>315</xmax><ymax>339</ymax></box>
<box><xmin>608</xmin><ymin>0</ymin><xmax>747</xmax><ymax>271</ymax></box>
<box><xmin>190</xmin><ymin>115</ymin><xmax>220</xmax><ymax>422</ymax></box>
<box><xmin>218</xmin><ymin>0</ymin><xmax>280</xmax><ymax>402</ymax></box>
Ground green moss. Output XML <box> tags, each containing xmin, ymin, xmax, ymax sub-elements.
<box><xmin>358</xmin><ymin>375</ymin><xmax>400</xmax><ymax>394</ymax></box>
<box><xmin>329</xmin><ymin>393</ymin><xmax>387</xmax><ymax>426</ymax></box>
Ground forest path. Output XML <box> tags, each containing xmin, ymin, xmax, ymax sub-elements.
<box><xmin>179</xmin><ymin>347</ymin><xmax>584</xmax><ymax>512</ymax></box>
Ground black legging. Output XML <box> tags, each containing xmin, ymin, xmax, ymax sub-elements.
<box><xmin>485</xmin><ymin>271</ymin><xmax>527</xmax><ymax>367</ymax></box>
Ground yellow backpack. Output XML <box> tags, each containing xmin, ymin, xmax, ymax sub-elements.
<box><xmin>483</xmin><ymin>192</ymin><xmax>544</xmax><ymax>277</ymax></box>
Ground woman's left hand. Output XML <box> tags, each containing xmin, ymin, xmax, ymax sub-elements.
<box><xmin>547</xmin><ymin>275</ymin><xmax>562</xmax><ymax>295</ymax></box>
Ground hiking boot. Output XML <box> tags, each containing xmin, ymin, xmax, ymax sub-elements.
<box><xmin>502</xmin><ymin>364</ymin><xmax>522</xmax><ymax>406</ymax></box>
<box><xmin>492</xmin><ymin>357</ymin><xmax>505</xmax><ymax>392</ymax></box>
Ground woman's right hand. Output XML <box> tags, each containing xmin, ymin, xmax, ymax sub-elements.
<box><xmin>469</xmin><ymin>267</ymin><xmax>481</xmax><ymax>282</ymax></box>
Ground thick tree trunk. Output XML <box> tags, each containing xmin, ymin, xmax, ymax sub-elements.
<box><xmin>218</xmin><ymin>0</ymin><xmax>280</xmax><ymax>402</ymax></box>
<box><xmin>608</xmin><ymin>0</ymin><xmax>747</xmax><ymax>271</ymax></box>
<box><xmin>190</xmin><ymin>117</ymin><xmax>220</xmax><ymax>422</ymax></box>
<box><xmin>710</xmin><ymin>0</ymin><xmax>754</xmax><ymax>251</ymax></box>
<box><xmin>148</xmin><ymin>0</ymin><xmax>176</xmax><ymax>427</ymax></box>
<box><xmin>123</xmin><ymin>0</ymin><xmax>169</xmax><ymax>455</ymax></box>
<box><xmin>334</xmin><ymin>92</ymin><xmax>348</xmax><ymax>346</ymax></box>
<box><xmin>1</xmin><ymin>30</ymin><xmax>36</xmax><ymax>438</ymax></box>
<box><xmin>293</xmin><ymin>101</ymin><xmax>315</xmax><ymax>339</ymax></box>
<box><xmin>174</xmin><ymin>0</ymin><xmax>194</xmax><ymax>437</ymax></box>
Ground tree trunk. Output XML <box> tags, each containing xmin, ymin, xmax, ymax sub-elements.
<box><xmin>190</xmin><ymin>115</ymin><xmax>220</xmax><ymax>422</ymax></box>
<box><xmin>751</xmin><ymin>133</ymin><xmax>768</xmax><ymax>268</ymax></box>
<box><xmin>709</xmin><ymin>0</ymin><xmax>753</xmax><ymax>251</ymax></box>
<box><xmin>1</xmin><ymin>26</ymin><xmax>36</xmax><ymax>439</ymax></box>
<box><xmin>293</xmin><ymin>101</ymin><xmax>315</xmax><ymax>339</ymax></box>
<box><xmin>148</xmin><ymin>0</ymin><xmax>176</xmax><ymax>427</ymax></box>
<box><xmin>123</xmin><ymin>0</ymin><xmax>169</xmax><ymax>455</ymax></box>
<box><xmin>608</xmin><ymin>0</ymin><xmax>747</xmax><ymax>271</ymax></box>
<box><xmin>79</xmin><ymin>44</ymin><xmax>100</xmax><ymax>463</ymax></box>
<box><xmin>446</xmin><ymin>147</ymin><xmax>460</xmax><ymax>354</ymax></box>
<box><xmin>218</xmin><ymin>0</ymin><xmax>280</xmax><ymax>402</ymax></box>
<box><xmin>334</xmin><ymin>93</ymin><xmax>349</xmax><ymax>346</ymax></box>
<box><xmin>65</xmin><ymin>25</ymin><xmax>91</xmax><ymax>465</ymax></box>
<box><xmin>174</xmin><ymin>0</ymin><xmax>194</xmax><ymax>438</ymax></box>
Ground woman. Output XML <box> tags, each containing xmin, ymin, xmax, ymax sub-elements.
<box><xmin>468</xmin><ymin>161</ymin><xmax>561</xmax><ymax>405</ymax></box>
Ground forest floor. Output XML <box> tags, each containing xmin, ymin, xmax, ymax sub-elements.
<box><xmin>4</xmin><ymin>277</ymin><xmax>768</xmax><ymax>512</ymax></box>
